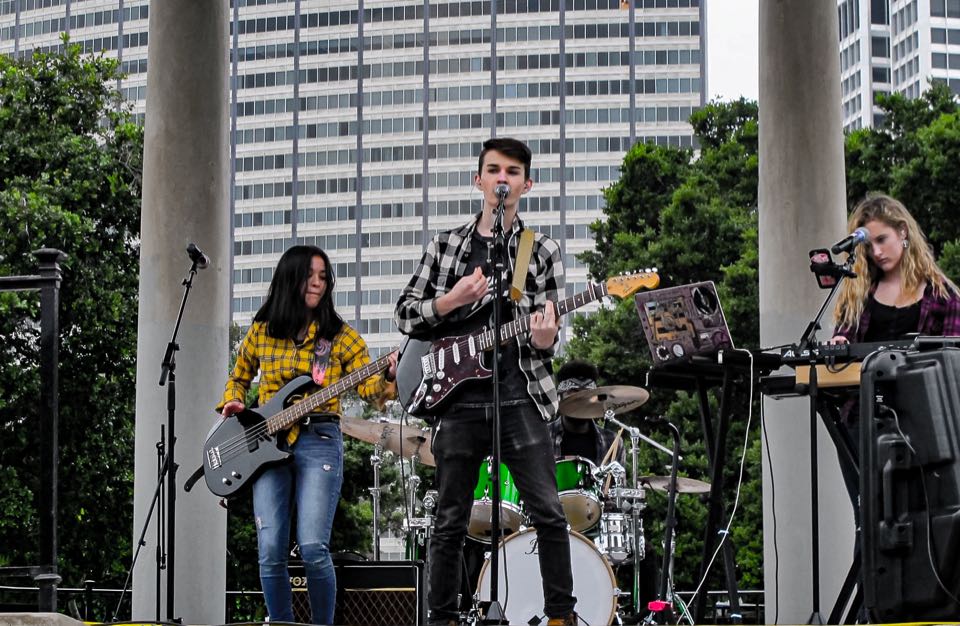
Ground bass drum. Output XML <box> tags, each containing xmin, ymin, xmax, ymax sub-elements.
<box><xmin>476</xmin><ymin>528</ymin><xmax>618</xmax><ymax>626</ymax></box>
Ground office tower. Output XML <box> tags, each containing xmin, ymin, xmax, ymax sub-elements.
<box><xmin>2</xmin><ymin>0</ymin><xmax>706</xmax><ymax>355</ymax></box>
<box><xmin>840</xmin><ymin>0</ymin><xmax>958</xmax><ymax>132</ymax></box>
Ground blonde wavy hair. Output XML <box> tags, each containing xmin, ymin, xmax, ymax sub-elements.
<box><xmin>833</xmin><ymin>194</ymin><xmax>959</xmax><ymax>331</ymax></box>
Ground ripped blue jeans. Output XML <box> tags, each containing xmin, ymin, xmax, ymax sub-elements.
<box><xmin>252</xmin><ymin>420</ymin><xmax>343</xmax><ymax>625</ymax></box>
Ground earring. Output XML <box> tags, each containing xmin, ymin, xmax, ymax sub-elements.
<box><xmin>902</xmin><ymin>239</ymin><xmax>909</xmax><ymax>249</ymax></box>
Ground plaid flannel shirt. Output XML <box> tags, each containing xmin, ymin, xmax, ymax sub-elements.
<box><xmin>835</xmin><ymin>282</ymin><xmax>960</xmax><ymax>341</ymax></box>
<box><xmin>394</xmin><ymin>213</ymin><xmax>565</xmax><ymax>420</ymax></box>
<box><xmin>218</xmin><ymin>321</ymin><xmax>395</xmax><ymax>443</ymax></box>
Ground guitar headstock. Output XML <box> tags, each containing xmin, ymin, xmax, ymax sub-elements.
<box><xmin>604</xmin><ymin>269</ymin><xmax>660</xmax><ymax>298</ymax></box>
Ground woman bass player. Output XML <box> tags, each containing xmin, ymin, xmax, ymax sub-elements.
<box><xmin>217</xmin><ymin>245</ymin><xmax>397</xmax><ymax>625</ymax></box>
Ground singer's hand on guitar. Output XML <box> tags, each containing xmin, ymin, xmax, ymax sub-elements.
<box><xmin>386</xmin><ymin>350</ymin><xmax>398</xmax><ymax>381</ymax></box>
<box><xmin>530</xmin><ymin>300</ymin><xmax>559</xmax><ymax>350</ymax></box>
<box><xmin>828</xmin><ymin>335</ymin><xmax>849</xmax><ymax>345</ymax></box>
<box><xmin>436</xmin><ymin>266</ymin><xmax>488</xmax><ymax>316</ymax></box>
<box><xmin>221</xmin><ymin>400</ymin><xmax>245</xmax><ymax>418</ymax></box>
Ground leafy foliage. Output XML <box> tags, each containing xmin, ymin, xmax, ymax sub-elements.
<box><xmin>846</xmin><ymin>82</ymin><xmax>960</xmax><ymax>263</ymax></box>
<box><xmin>0</xmin><ymin>39</ymin><xmax>142</xmax><ymax>597</ymax></box>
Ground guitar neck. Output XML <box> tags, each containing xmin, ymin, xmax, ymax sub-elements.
<box><xmin>477</xmin><ymin>282</ymin><xmax>608</xmax><ymax>348</ymax></box>
<box><xmin>267</xmin><ymin>354</ymin><xmax>392</xmax><ymax>433</ymax></box>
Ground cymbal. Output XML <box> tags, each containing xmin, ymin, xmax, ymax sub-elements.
<box><xmin>340</xmin><ymin>416</ymin><xmax>436</xmax><ymax>466</ymax></box>
<box><xmin>640</xmin><ymin>475</ymin><xmax>711</xmax><ymax>494</ymax></box>
<box><xmin>559</xmin><ymin>385</ymin><xmax>650</xmax><ymax>419</ymax></box>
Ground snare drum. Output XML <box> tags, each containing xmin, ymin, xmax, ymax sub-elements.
<box><xmin>468</xmin><ymin>457</ymin><xmax>523</xmax><ymax>542</ymax></box>
<box><xmin>555</xmin><ymin>456</ymin><xmax>602</xmax><ymax>532</ymax></box>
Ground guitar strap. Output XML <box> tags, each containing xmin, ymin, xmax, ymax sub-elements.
<box><xmin>286</xmin><ymin>334</ymin><xmax>332</xmax><ymax>446</ymax></box>
<box><xmin>510</xmin><ymin>228</ymin><xmax>535</xmax><ymax>302</ymax></box>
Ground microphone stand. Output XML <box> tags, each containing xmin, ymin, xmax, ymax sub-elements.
<box><xmin>156</xmin><ymin>258</ymin><xmax>202</xmax><ymax>622</ymax></box>
<box><xmin>114</xmin><ymin>258</ymin><xmax>201</xmax><ymax>624</ymax></box>
<box><xmin>482</xmin><ymin>192</ymin><xmax>509</xmax><ymax>625</ymax></box>
<box><xmin>796</xmin><ymin>250</ymin><xmax>857</xmax><ymax>625</ymax></box>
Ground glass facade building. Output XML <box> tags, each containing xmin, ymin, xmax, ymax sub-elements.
<box><xmin>1</xmin><ymin>0</ymin><xmax>706</xmax><ymax>355</ymax></box>
<box><xmin>839</xmin><ymin>0</ymin><xmax>960</xmax><ymax>131</ymax></box>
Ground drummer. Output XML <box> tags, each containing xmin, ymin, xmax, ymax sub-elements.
<box><xmin>550</xmin><ymin>360</ymin><xmax>625</xmax><ymax>466</ymax></box>
<box><xmin>551</xmin><ymin>359</ymin><xmax>659</xmax><ymax>618</ymax></box>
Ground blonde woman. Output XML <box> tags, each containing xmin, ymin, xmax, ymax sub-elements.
<box><xmin>831</xmin><ymin>194</ymin><xmax>960</xmax><ymax>344</ymax></box>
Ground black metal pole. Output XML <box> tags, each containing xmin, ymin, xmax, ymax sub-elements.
<box><xmin>36</xmin><ymin>249</ymin><xmax>66</xmax><ymax>612</ymax></box>
<box><xmin>796</xmin><ymin>251</ymin><xmax>857</xmax><ymax>625</ymax></box>
<box><xmin>483</xmin><ymin>196</ymin><xmax>508</xmax><ymax>625</ymax></box>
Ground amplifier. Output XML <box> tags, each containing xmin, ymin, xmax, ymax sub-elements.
<box><xmin>290</xmin><ymin>559</ymin><xmax>424</xmax><ymax>626</ymax></box>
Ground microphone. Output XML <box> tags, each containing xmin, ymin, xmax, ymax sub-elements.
<box><xmin>831</xmin><ymin>227</ymin><xmax>869</xmax><ymax>255</ymax></box>
<box><xmin>186</xmin><ymin>242</ymin><xmax>210</xmax><ymax>269</ymax></box>
<box><xmin>495</xmin><ymin>184</ymin><xmax>510</xmax><ymax>201</ymax></box>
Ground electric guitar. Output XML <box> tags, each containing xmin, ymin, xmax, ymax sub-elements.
<box><xmin>202</xmin><ymin>353</ymin><xmax>392</xmax><ymax>497</ymax></box>
<box><xmin>396</xmin><ymin>271</ymin><xmax>660</xmax><ymax>416</ymax></box>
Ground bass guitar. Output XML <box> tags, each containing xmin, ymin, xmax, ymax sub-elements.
<box><xmin>396</xmin><ymin>271</ymin><xmax>660</xmax><ymax>416</ymax></box>
<box><xmin>202</xmin><ymin>353</ymin><xmax>392</xmax><ymax>497</ymax></box>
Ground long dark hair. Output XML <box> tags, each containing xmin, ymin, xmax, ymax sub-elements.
<box><xmin>254</xmin><ymin>245</ymin><xmax>343</xmax><ymax>342</ymax></box>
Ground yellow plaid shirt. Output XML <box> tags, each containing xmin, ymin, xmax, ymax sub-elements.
<box><xmin>219</xmin><ymin>321</ymin><xmax>396</xmax><ymax>444</ymax></box>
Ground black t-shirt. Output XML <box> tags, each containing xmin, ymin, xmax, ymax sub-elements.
<box><xmin>559</xmin><ymin>427</ymin><xmax>599</xmax><ymax>463</ymax></box>
<box><xmin>448</xmin><ymin>231</ymin><xmax>529</xmax><ymax>404</ymax></box>
<box><xmin>863</xmin><ymin>298</ymin><xmax>922</xmax><ymax>342</ymax></box>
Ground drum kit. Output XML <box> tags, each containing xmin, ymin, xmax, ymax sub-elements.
<box><xmin>340</xmin><ymin>385</ymin><xmax>710</xmax><ymax>626</ymax></box>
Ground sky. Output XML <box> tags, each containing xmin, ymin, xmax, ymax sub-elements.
<box><xmin>706</xmin><ymin>0</ymin><xmax>760</xmax><ymax>102</ymax></box>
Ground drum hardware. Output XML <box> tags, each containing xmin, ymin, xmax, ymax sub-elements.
<box><xmin>340</xmin><ymin>415</ymin><xmax>437</xmax><ymax>466</ymax></box>
<box><xmin>641</xmin><ymin>418</ymin><xmax>683</xmax><ymax>625</ymax></box>
<box><xmin>369</xmin><ymin>439</ymin><xmax>385</xmax><ymax>560</ymax></box>
<box><xmin>604</xmin><ymin>414</ymin><xmax>680</xmax><ymax>461</ymax></box>
<box><xmin>608</xmin><ymin>487</ymin><xmax>645</xmax><ymax>501</ymax></box>
<box><xmin>341</xmin><ymin>414</ymin><xmax>436</xmax><ymax>561</ymax></box>
<box><xmin>600</xmin><ymin>411</ymin><xmax>653</xmax><ymax>619</ymax></box>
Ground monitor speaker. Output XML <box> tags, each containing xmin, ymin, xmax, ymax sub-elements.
<box><xmin>860</xmin><ymin>348</ymin><xmax>960</xmax><ymax>621</ymax></box>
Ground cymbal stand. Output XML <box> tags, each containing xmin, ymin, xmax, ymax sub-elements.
<box><xmin>369</xmin><ymin>441</ymin><xmax>385</xmax><ymax>560</ymax></box>
<box><xmin>404</xmin><ymin>454</ymin><xmax>432</xmax><ymax>556</ymax></box>
<box><xmin>645</xmin><ymin>419</ymin><xmax>681</xmax><ymax>625</ymax></box>
<box><xmin>606</xmin><ymin>413</ymin><xmax>679</xmax><ymax>461</ymax></box>
<box><xmin>407</xmin><ymin>459</ymin><xmax>422</xmax><ymax>527</ymax></box>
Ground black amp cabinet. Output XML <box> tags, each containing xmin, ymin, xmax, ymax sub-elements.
<box><xmin>291</xmin><ymin>559</ymin><xmax>424</xmax><ymax>625</ymax></box>
<box><xmin>860</xmin><ymin>348</ymin><xmax>960</xmax><ymax>621</ymax></box>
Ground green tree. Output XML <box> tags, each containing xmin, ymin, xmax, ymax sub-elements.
<box><xmin>0</xmin><ymin>38</ymin><xmax>143</xmax><ymax>609</ymax></box>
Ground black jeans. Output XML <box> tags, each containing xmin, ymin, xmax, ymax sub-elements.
<box><xmin>428</xmin><ymin>401</ymin><xmax>576</xmax><ymax>622</ymax></box>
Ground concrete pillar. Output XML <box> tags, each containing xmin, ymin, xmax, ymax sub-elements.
<box><xmin>759</xmin><ymin>0</ymin><xmax>852</xmax><ymax>622</ymax></box>
<box><xmin>132</xmin><ymin>1</ymin><xmax>230</xmax><ymax>623</ymax></box>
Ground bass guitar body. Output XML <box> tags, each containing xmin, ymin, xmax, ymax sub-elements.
<box><xmin>202</xmin><ymin>376</ymin><xmax>314</xmax><ymax>497</ymax></box>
